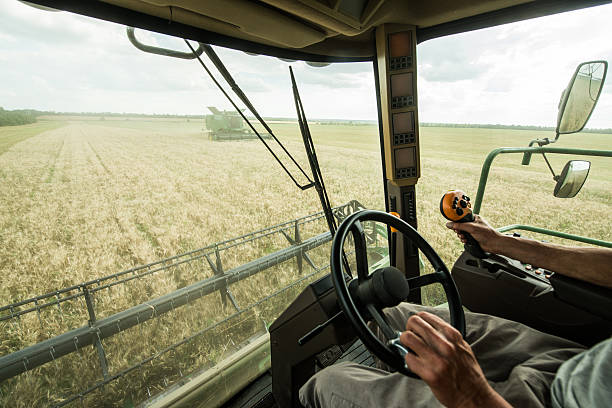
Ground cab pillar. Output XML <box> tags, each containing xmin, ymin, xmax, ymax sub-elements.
<box><xmin>375</xmin><ymin>24</ymin><xmax>421</xmax><ymax>302</ymax></box>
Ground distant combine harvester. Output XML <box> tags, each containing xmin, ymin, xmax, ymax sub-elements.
<box><xmin>204</xmin><ymin>106</ymin><xmax>272</xmax><ymax>141</ymax></box>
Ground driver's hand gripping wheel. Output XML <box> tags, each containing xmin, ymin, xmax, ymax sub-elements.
<box><xmin>440</xmin><ymin>190</ymin><xmax>487</xmax><ymax>259</ymax></box>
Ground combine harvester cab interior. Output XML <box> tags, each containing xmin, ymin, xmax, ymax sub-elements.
<box><xmin>2</xmin><ymin>1</ymin><xmax>612</xmax><ymax>407</ymax></box>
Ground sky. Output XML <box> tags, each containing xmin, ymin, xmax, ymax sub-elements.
<box><xmin>1</xmin><ymin>1</ymin><xmax>612</xmax><ymax>127</ymax></box>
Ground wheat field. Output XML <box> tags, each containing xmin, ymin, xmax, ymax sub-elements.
<box><xmin>0</xmin><ymin>118</ymin><xmax>610</xmax><ymax>406</ymax></box>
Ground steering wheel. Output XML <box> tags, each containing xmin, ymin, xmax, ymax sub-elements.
<box><xmin>331</xmin><ymin>210</ymin><xmax>466</xmax><ymax>376</ymax></box>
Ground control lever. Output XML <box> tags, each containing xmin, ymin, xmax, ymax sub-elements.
<box><xmin>298</xmin><ymin>311</ymin><xmax>344</xmax><ymax>346</ymax></box>
<box><xmin>440</xmin><ymin>190</ymin><xmax>487</xmax><ymax>259</ymax></box>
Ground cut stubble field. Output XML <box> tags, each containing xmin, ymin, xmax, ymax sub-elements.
<box><xmin>0</xmin><ymin>120</ymin><xmax>383</xmax><ymax>301</ymax></box>
<box><xmin>1</xmin><ymin>118</ymin><xmax>610</xmax><ymax>406</ymax></box>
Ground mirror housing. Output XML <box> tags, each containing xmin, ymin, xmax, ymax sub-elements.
<box><xmin>556</xmin><ymin>61</ymin><xmax>607</xmax><ymax>137</ymax></box>
<box><xmin>554</xmin><ymin>160</ymin><xmax>591</xmax><ymax>198</ymax></box>
<box><xmin>522</xmin><ymin>61</ymin><xmax>607</xmax><ymax>166</ymax></box>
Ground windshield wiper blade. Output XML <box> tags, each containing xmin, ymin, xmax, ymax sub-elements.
<box><xmin>290</xmin><ymin>67</ymin><xmax>353</xmax><ymax>275</ymax></box>
<box><xmin>289</xmin><ymin>66</ymin><xmax>337</xmax><ymax>233</ymax></box>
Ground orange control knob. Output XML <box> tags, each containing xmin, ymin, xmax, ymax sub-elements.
<box><xmin>440</xmin><ymin>190</ymin><xmax>475</xmax><ymax>222</ymax></box>
<box><xmin>440</xmin><ymin>189</ymin><xmax>486</xmax><ymax>259</ymax></box>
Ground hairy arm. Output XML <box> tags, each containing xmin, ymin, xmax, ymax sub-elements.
<box><xmin>447</xmin><ymin>217</ymin><xmax>612</xmax><ymax>288</ymax></box>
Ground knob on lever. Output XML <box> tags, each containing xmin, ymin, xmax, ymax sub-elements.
<box><xmin>440</xmin><ymin>190</ymin><xmax>487</xmax><ymax>259</ymax></box>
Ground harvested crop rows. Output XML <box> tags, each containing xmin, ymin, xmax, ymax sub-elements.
<box><xmin>1</xmin><ymin>118</ymin><xmax>610</xmax><ymax>406</ymax></box>
<box><xmin>2</xmin><ymin>118</ymin><xmax>611</xmax><ymax>325</ymax></box>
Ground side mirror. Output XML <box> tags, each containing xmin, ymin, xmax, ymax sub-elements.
<box><xmin>554</xmin><ymin>160</ymin><xmax>591</xmax><ymax>198</ymax></box>
<box><xmin>522</xmin><ymin>60</ymin><xmax>607</xmax><ymax>166</ymax></box>
<box><xmin>557</xmin><ymin>61</ymin><xmax>607</xmax><ymax>136</ymax></box>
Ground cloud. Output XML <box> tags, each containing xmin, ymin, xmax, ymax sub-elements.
<box><xmin>483</xmin><ymin>76</ymin><xmax>516</xmax><ymax>93</ymax></box>
<box><xmin>418</xmin><ymin>31</ymin><xmax>493</xmax><ymax>83</ymax></box>
<box><xmin>1</xmin><ymin>1</ymin><xmax>612</xmax><ymax>125</ymax></box>
<box><xmin>417</xmin><ymin>3</ymin><xmax>612</xmax><ymax>127</ymax></box>
<box><xmin>420</xmin><ymin>61</ymin><xmax>488</xmax><ymax>82</ymax></box>
<box><xmin>213</xmin><ymin>46</ymin><xmax>373</xmax><ymax>91</ymax></box>
<box><xmin>232</xmin><ymin>73</ymin><xmax>274</xmax><ymax>93</ymax></box>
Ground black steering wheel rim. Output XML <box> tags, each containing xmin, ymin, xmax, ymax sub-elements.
<box><xmin>330</xmin><ymin>209</ymin><xmax>466</xmax><ymax>375</ymax></box>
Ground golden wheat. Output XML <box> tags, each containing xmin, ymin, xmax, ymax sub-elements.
<box><xmin>1</xmin><ymin>119</ymin><xmax>610</xmax><ymax>407</ymax></box>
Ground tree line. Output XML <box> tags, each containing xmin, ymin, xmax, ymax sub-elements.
<box><xmin>0</xmin><ymin>108</ymin><xmax>38</xmax><ymax>127</ymax></box>
<box><xmin>420</xmin><ymin>122</ymin><xmax>612</xmax><ymax>134</ymax></box>
<box><xmin>2</xmin><ymin>108</ymin><xmax>611</xmax><ymax>134</ymax></box>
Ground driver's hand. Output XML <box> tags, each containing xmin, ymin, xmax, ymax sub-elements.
<box><xmin>446</xmin><ymin>215</ymin><xmax>502</xmax><ymax>253</ymax></box>
<box><xmin>400</xmin><ymin>312</ymin><xmax>511</xmax><ymax>408</ymax></box>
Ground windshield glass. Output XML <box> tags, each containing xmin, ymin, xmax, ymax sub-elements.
<box><xmin>1</xmin><ymin>2</ymin><xmax>612</xmax><ymax>407</ymax></box>
<box><xmin>0</xmin><ymin>2</ymin><xmax>383</xmax><ymax>406</ymax></box>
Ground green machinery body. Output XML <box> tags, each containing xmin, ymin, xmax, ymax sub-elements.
<box><xmin>205</xmin><ymin>106</ymin><xmax>272</xmax><ymax>141</ymax></box>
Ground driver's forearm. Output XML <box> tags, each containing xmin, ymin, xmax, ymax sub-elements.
<box><xmin>460</xmin><ymin>387</ymin><xmax>512</xmax><ymax>408</ymax></box>
<box><xmin>493</xmin><ymin>235</ymin><xmax>612</xmax><ymax>288</ymax></box>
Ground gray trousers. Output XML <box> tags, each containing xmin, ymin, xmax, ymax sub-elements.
<box><xmin>299</xmin><ymin>303</ymin><xmax>585</xmax><ymax>408</ymax></box>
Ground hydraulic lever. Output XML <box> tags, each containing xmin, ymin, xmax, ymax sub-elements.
<box><xmin>440</xmin><ymin>190</ymin><xmax>487</xmax><ymax>259</ymax></box>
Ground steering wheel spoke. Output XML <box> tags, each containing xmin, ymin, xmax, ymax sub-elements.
<box><xmin>349</xmin><ymin>220</ymin><xmax>370</xmax><ymax>282</ymax></box>
<box><xmin>365</xmin><ymin>303</ymin><xmax>397</xmax><ymax>341</ymax></box>
<box><xmin>406</xmin><ymin>270</ymin><xmax>445</xmax><ymax>291</ymax></box>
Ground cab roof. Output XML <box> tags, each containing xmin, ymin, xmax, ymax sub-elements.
<box><xmin>28</xmin><ymin>0</ymin><xmax>612</xmax><ymax>61</ymax></box>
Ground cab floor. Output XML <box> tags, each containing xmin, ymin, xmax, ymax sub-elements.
<box><xmin>222</xmin><ymin>339</ymin><xmax>375</xmax><ymax>408</ymax></box>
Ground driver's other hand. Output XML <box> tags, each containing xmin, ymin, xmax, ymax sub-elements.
<box><xmin>445</xmin><ymin>215</ymin><xmax>502</xmax><ymax>253</ymax></box>
<box><xmin>400</xmin><ymin>312</ymin><xmax>511</xmax><ymax>408</ymax></box>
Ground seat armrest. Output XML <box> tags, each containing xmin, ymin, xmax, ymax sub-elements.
<box><xmin>550</xmin><ymin>274</ymin><xmax>612</xmax><ymax>322</ymax></box>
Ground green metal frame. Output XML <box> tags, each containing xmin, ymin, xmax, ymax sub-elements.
<box><xmin>497</xmin><ymin>224</ymin><xmax>612</xmax><ymax>248</ymax></box>
<box><xmin>473</xmin><ymin>146</ymin><xmax>612</xmax><ymax>247</ymax></box>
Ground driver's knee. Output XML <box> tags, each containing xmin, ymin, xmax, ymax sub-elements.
<box><xmin>300</xmin><ymin>363</ymin><xmax>353</xmax><ymax>408</ymax></box>
<box><xmin>382</xmin><ymin>303</ymin><xmax>449</xmax><ymax>331</ymax></box>
<box><xmin>300</xmin><ymin>361</ymin><xmax>436</xmax><ymax>408</ymax></box>
<box><xmin>299</xmin><ymin>362</ymin><xmax>387</xmax><ymax>408</ymax></box>
<box><xmin>369</xmin><ymin>304</ymin><xmax>450</xmax><ymax>371</ymax></box>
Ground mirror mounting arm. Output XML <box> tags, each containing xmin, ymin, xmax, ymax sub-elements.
<box><xmin>530</xmin><ymin>137</ymin><xmax>554</xmax><ymax>147</ymax></box>
<box><xmin>540</xmin><ymin>151</ymin><xmax>557</xmax><ymax>180</ymax></box>
<box><xmin>522</xmin><ymin>137</ymin><xmax>554</xmax><ymax>165</ymax></box>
